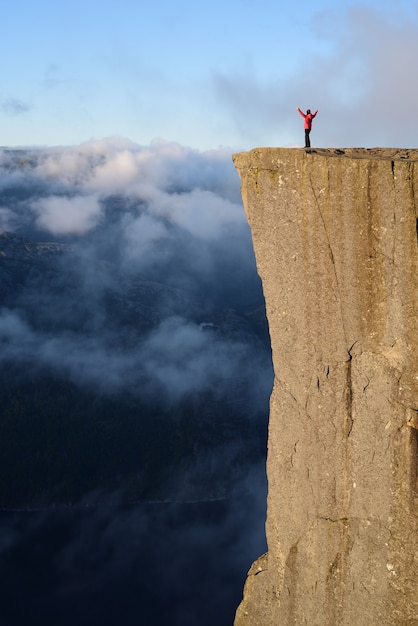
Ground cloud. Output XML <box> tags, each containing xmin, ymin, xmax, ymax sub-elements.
<box><xmin>145</xmin><ymin>186</ymin><xmax>243</xmax><ymax>239</ymax></box>
<box><xmin>0</xmin><ymin>138</ymin><xmax>272</xmax><ymax>512</ymax></box>
<box><xmin>0</xmin><ymin>139</ymin><xmax>249</xmax><ymax>276</ymax></box>
<box><xmin>0</xmin><ymin>138</ymin><xmax>271</xmax><ymax>406</ymax></box>
<box><xmin>31</xmin><ymin>138</ymin><xmax>241</xmax><ymax>201</ymax></box>
<box><xmin>0</xmin><ymin>206</ymin><xmax>19</xmax><ymax>231</ymax></box>
<box><xmin>140</xmin><ymin>316</ymin><xmax>269</xmax><ymax>405</ymax></box>
<box><xmin>0</xmin><ymin>306</ymin><xmax>270</xmax><ymax>412</ymax></box>
<box><xmin>1</xmin><ymin>97</ymin><xmax>31</xmax><ymax>117</ymax></box>
<box><xmin>214</xmin><ymin>5</ymin><xmax>418</xmax><ymax>148</ymax></box>
<box><xmin>31</xmin><ymin>193</ymin><xmax>103</xmax><ymax>235</ymax></box>
<box><xmin>122</xmin><ymin>212</ymin><xmax>170</xmax><ymax>262</ymax></box>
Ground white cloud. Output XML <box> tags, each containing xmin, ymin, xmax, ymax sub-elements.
<box><xmin>0</xmin><ymin>136</ymin><xmax>271</xmax><ymax>461</ymax></box>
<box><xmin>6</xmin><ymin>139</ymin><xmax>244</xmax><ymax>244</ymax></box>
<box><xmin>0</xmin><ymin>207</ymin><xmax>19</xmax><ymax>231</ymax></box>
<box><xmin>122</xmin><ymin>213</ymin><xmax>169</xmax><ymax>262</ymax></box>
<box><xmin>31</xmin><ymin>194</ymin><xmax>102</xmax><ymax>235</ymax></box>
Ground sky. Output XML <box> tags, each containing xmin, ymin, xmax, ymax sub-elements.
<box><xmin>2</xmin><ymin>0</ymin><xmax>418</xmax><ymax>150</ymax></box>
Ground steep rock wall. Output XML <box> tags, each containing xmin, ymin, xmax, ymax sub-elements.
<box><xmin>233</xmin><ymin>148</ymin><xmax>418</xmax><ymax>625</ymax></box>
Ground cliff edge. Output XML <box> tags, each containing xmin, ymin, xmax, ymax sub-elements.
<box><xmin>233</xmin><ymin>148</ymin><xmax>418</xmax><ymax>625</ymax></box>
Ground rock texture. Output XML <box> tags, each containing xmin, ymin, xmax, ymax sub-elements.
<box><xmin>233</xmin><ymin>148</ymin><xmax>418</xmax><ymax>625</ymax></box>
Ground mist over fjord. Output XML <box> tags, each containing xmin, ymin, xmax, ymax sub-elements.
<box><xmin>0</xmin><ymin>139</ymin><xmax>272</xmax><ymax>625</ymax></box>
<box><xmin>0</xmin><ymin>138</ymin><xmax>273</xmax><ymax>505</ymax></box>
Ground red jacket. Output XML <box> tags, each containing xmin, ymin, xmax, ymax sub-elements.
<box><xmin>298</xmin><ymin>108</ymin><xmax>318</xmax><ymax>129</ymax></box>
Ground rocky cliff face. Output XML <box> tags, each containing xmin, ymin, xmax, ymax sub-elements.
<box><xmin>233</xmin><ymin>148</ymin><xmax>418</xmax><ymax>625</ymax></box>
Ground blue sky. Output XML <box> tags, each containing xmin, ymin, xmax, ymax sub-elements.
<box><xmin>1</xmin><ymin>0</ymin><xmax>417</xmax><ymax>150</ymax></box>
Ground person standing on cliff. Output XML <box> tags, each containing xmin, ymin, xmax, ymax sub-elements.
<box><xmin>297</xmin><ymin>107</ymin><xmax>318</xmax><ymax>148</ymax></box>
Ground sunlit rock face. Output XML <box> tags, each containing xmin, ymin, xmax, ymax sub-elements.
<box><xmin>233</xmin><ymin>148</ymin><xmax>418</xmax><ymax>626</ymax></box>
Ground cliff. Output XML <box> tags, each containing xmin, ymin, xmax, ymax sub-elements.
<box><xmin>233</xmin><ymin>148</ymin><xmax>418</xmax><ymax>625</ymax></box>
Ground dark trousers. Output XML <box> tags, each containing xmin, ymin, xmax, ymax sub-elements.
<box><xmin>305</xmin><ymin>129</ymin><xmax>311</xmax><ymax>147</ymax></box>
